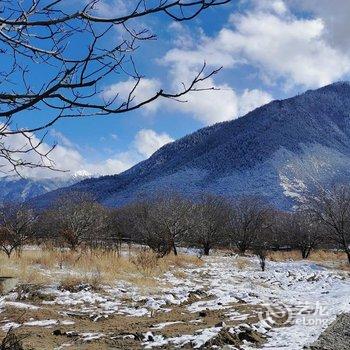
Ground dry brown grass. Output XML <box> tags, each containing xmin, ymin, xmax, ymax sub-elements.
<box><xmin>59</xmin><ymin>272</ymin><xmax>102</xmax><ymax>292</ymax></box>
<box><xmin>268</xmin><ymin>249</ymin><xmax>347</xmax><ymax>263</ymax></box>
<box><xmin>338</xmin><ymin>262</ymin><xmax>350</xmax><ymax>271</ymax></box>
<box><xmin>0</xmin><ymin>246</ymin><xmax>203</xmax><ymax>289</ymax></box>
<box><xmin>130</xmin><ymin>250</ymin><xmax>159</xmax><ymax>275</ymax></box>
<box><xmin>234</xmin><ymin>256</ymin><xmax>252</xmax><ymax>270</ymax></box>
<box><xmin>268</xmin><ymin>250</ymin><xmax>301</xmax><ymax>262</ymax></box>
<box><xmin>165</xmin><ymin>253</ymin><xmax>203</xmax><ymax>268</ymax></box>
<box><xmin>309</xmin><ymin>250</ymin><xmax>346</xmax><ymax>262</ymax></box>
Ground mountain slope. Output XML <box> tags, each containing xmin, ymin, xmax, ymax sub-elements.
<box><xmin>34</xmin><ymin>82</ymin><xmax>350</xmax><ymax>209</ymax></box>
<box><xmin>0</xmin><ymin>174</ymin><xmax>90</xmax><ymax>203</ymax></box>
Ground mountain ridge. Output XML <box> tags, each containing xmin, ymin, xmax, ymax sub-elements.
<box><xmin>29</xmin><ymin>81</ymin><xmax>350</xmax><ymax>209</ymax></box>
<box><xmin>0</xmin><ymin>173</ymin><xmax>92</xmax><ymax>204</ymax></box>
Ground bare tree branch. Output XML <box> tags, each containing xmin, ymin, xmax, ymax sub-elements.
<box><xmin>0</xmin><ymin>0</ymin><xmax>230</xmax><ymax>174</ymax></box>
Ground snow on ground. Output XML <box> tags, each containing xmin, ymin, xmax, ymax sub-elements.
<box><xmin>4</xmin><ymin>300</ymin><xmax>40</xmax><ymax>310</ymax></box>
<box><xmin>0</xmin><ymin>253</ymin><xmax>349</xmax><ymax>349</ymax></box>
<box><xmin>141</xmin><ymin>255</ymin><xmax>350</xmax><ymax>349</ymax></box>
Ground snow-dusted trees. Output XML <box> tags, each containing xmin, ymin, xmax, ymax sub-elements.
<box><xmin>44</xmin><ymin>192</ymin><xmax>107</xmax><ymax>250</ymax></box>
<box><xmin>306</xmin><ymin>185</ymin><xmax>350</xmax><ymax>264</ymax></box>
<box><xmin>0</xmin><ymin>202</ymin><xmax>36</xmax><ymax>257</ymax></box>
<box><xmin>188</xmin><ymin>194</ymin><xmax>230</xmax><ymax>255</ymax></box>
<box><xmin>227</xmin><ymin>197</ymin><xmax>271</xmax><ymax>254</ymax></box>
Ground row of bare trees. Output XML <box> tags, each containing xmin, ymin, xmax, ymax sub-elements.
<box><xmin>0</xmin><ymin>185</ymin><xmax>350</xmax><ymax>268</ymax></box>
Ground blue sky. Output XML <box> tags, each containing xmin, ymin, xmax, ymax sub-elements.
<box><xmin>7</xmin><ymin>0</ymin><xmax>350</xmax><ymax>178</ymax></box>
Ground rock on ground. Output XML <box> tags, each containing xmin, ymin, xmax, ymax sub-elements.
<box><xmin>305</xmin><ymin>313</ymin><xmax>350</xmax><ymax>350</ymax></box>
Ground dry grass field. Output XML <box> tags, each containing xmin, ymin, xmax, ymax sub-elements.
<box><xmin>0</xmin><ymin>246</ymin><xmax>349</xmax><ymax>349</ymax></box>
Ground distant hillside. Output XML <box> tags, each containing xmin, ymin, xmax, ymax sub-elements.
<box><xmin>34</xmin><ymin>82</ymin><xmax>350</xmax><ymax>209</ymax></box>
<box><xmin>0</xmin><ymin>173</ymin><xmax>90</xmax><ymax>203</ymax></box>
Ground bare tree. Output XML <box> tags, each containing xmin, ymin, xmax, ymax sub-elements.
<box><xmin>306</xmin><ymin>185</ymin><xmax>350</xmax><ymax>264</ymax></box>
<box><xmin>252</xmin><ymin>231</ymin><xmax>271</xmax><ymax>271</ymax></box>
<box><xmin>104</xmin><ymin>207</ymin><xmax>135</xmax><ymax>254</ymax></box>
<box><xmin>130</xmin><ymin>193</ymin><xmax>193</xmax><ymax>256</ymax></box>
<box><xmin>189</xmin><ymin>194</ymin><xmax>229</xmax><ymax>255</ymax></box>
<box><xmin>250</xmin><ymin>210</ymin><xmax>275</xmax><ymax>271</ymax></box>
<box><xmin>130</xmin><ymin>200</ymin><xmax>172</xmax><ymax>257</ymax></box>
<box><xmin>283</xmin><ymin>211</ymin><xmax>321</xmax><ymax>259</ymax></box>
<box><xmin>45</xmin><ymin>192</ymin><xmax>107</xmax><ymax>250</ymax></box>
<box><xmin>151</xmin><ymin>193</ymin><xmax>193</xmax><ymax>255</ymax></box>
<box><xmin>0</xmin><ymin>0</ymin><xmax>229</xmax><ymax>174</ymax></box>
<box><xmin>265</xmin><ymin>210</ymin><xmax>290</xmax><ymax>251</ymax></box>
<box><xmin>228</xmin><ymin>196</ymin><xmax>270</xmax><ymax>254</ymax></box>
<box><xmin>0</xmin><ymin>202</ymin><xmax>36</xmax><ymax>257</ymax></box>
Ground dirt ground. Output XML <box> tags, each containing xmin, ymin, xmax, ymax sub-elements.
<box><xmin>0</xmin><ymin>250</ymin><xmax>349</xmax><ymax>349</ymax></box>
<box><xmin>0</xmin><ymin>292</ymin><xmax>265</xmax><ymax>349</ymax></box>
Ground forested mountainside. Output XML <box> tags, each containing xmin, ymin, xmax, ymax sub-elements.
<box><xmin>34</xmin><ymin>82</ymin><xmax>350</xmax><ymax>209</ymax></box>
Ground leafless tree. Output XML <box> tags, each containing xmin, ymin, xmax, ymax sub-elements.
<box><xmin>188</xmin><ymin>194</ymin><xmax>229</xmax><ymax>255</ymax></box>
<box><xmin>283</xmin><ymin>211</ymin><xmax>321</xmax><ymax>259</ymax></box>
<box><xmin>104</xmin><ymin>207</ymin><xmax>135</xmax><ymax>254</ymax></box>
<box><xmin>306</xmin><ymin>185</ymin><xmax>350</xmax><ymax>264</ymax></box>
<box><xmin>251</xmin><ymin>229</ymin><xmax>272</xmax><ymax>272</ymax></box>
<box><xmin>129</xmin><ymin>200</ymin><xmax>172</xmax><ymax>257</ymax></box>
<box><xmin>265</xmin><ymin>210</ymin><xmax>290</xmax><ymax>251</ymax></box>
<box><xmin>152</xmin><ymin>193</ymin><xmax>193</xmax><ymax>255</ymax></box>
<box><xmin>45</xmin><ymin>192</ymin><xmax>107</xmax><ymax>250</ymax></box>
<box><xmin>0</xmin><ymin>0</ymin><xmax>229</xmax><ymax>175</ymax></box>
<box><xmin>228</xmin><ymin>196</ymin><xmax>271</xmax><ymax>254</ymax></box>
<box><xmin>130</xmin><ymin>193</ymin><xmax>193</xmax><ymax>256</ymax></box>
<box><xmin>0</xmin><ymin>201</ymin><xmax>36</xmax><ymax>257</ymax></box>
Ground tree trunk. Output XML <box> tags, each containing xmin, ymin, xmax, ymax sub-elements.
<box><xmin>305</xmin><ymin>247</ymin><xmax>312</xmax><ymax>259</ymax></box>
<box><xmin>237</xmin><ymin>243</ymin><xmax>247</xmax><ymax>255</ymax></box>
<box><xmin>301</xmin><ymin>246</ymin><xmax>312</xmax><ymax>259</ymax></box>
<box><xmin>173</xmin><ymin>242</ymin><xmax>178</xmax><ymax>256</ymax></box>
<box><xmin>301</xmin><ymin>249</ymin><xmax>307</xmax><ymax>259</ymax></box>
<box><xmin>347</xmin><ymin>250</ymin><xmax>350</xmax><ymax>265</ymax></box>
<box><xmin>259</xmin><ymin>256</ymin><xmax>266</xmax><ymax>271</ymax></box>
<box><xmin>203</xmin><ymin>244</ymin><xmax>210</xmax><ymax>256</ymax></box>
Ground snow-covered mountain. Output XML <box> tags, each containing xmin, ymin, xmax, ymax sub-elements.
<box><xmin>0</xmin><ymin>173</ymin><xmax>91</xmax><ymax>203</ymax></box>
<box><xmin>34</xmin><ymin>82</ymin><xmax>350</xmax><ymax>209</ymax></box>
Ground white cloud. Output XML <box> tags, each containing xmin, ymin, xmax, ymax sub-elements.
<box><xmin>288</xmin><ymin>0</ymin><xmax>350</xmax><ymax>53</ymax></box>
<box><xmin>165</xmin><ymin>81</ymin><xmax>271</xmax><ymax>124</ymax></box>
<box><xmin>225</xmin><ymin>10</ymin><xmax>350</xmax><ymax>88</ymax></box>
<box><xmin>50</xmin><ymin>129</ymin><xmax>76</xmax><ymax>149</ymax></box>
<box><xmin>168</xmin><ymin>22</ymin><xmax>195</xmax><ymax>49</ymax></box>
<box><xmin>238</xmin><ymin>89</ymin><xmax>273</xmax><ymax>116</ymax></box>
<box><xmin>83</xmin><ymin>151</ymin><xmax>137</xmax><ymax>176</ymax></box>
<box><xmin>252</xmin><ymin>0</ymin><xmax>288</xmax><ymax>15</ymax></box>
<box><xmin>169</xmin><ymin>76</ymin><xmax>239</xmax><ymax>124</ymax></box>
<box><xmin>103</xmin><ymin>78</ymin><xmax>162</xmax><ymax>113</ymax></box>
<box><xmin>134</xmin><ymin>129</ymin><xmax>174</xmax><ymax>157</ymax></box>
<box><xmin>102</xmin><ymin>63</ymin><xmax>272</xmax><ymax>125</ymax></box>
<box><xmin>160</xmin><ymin>49</ymin><xmax>272</xmax><ymax>124</ymax></box>
<box><xmin>161</xmin><ymin>0</ymin><xmax>350</xmax><ymax>101</ymax></box>
<box><xmin>0</xmin><ymin>128</ymin><xmax>173</xmax><ymax>179</ymax></box>
<box><xmin>0</xmin><ymin>129</ymin><xmax>85</xmax><ymax>178</ymax></box>
<box><xmin>92</xmin><ymin>0</ymin><xmax>129</xmax><ymax>17</ymax></box>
